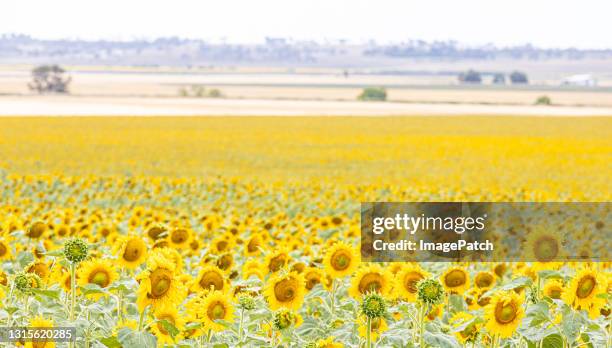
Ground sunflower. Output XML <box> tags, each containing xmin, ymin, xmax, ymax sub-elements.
<box><xmin>543</xmin><ymin>280</ymin><xmax>564</xmax><ymax>300</ymax></box>
<box><xmin>349</xmin><ymin>264</ymin><xmax>392</xmax><ymax>299</ymax></box>
<box><xmin>211</xmin><ymin>234</ymin><xmax>236</xmax><ymax>254</ymax></box>
<box><xmin>215</xmin><ymin>253</ymin><xmax>235</xmax><ymax>273</ymax></box>
<box><xmin>151</xmin><ymin>306</ymin><xmax>185</xmax><ymax>345</ymax></box>
<box><xmin>192</xmin><ymin>265</ymin><xmax>228</xmax><ymax>293</ymax></box>
<box><xmin>315</xmin><ymin>337</ymin><xmax>343</xmax><ymax>348</ymax></box>
<box><xmin>562</xmin><ymin>268</ymin><xmax>606</xmax><ymax>310</ymax></box>
<box><xmin>115</xmin><ymin>235</ymin><xmax>148</xmax><ymax>269</ymax></box>
<box><xmin>136</xmin><ymin>253</ymin><xmax>186</xmax><ymax>311</ymax></box>
<box><xmin>484</xmin><ymin>291</ymin><xmax>525</xmax><ymax>338</ymax></box>
<box><xmin>0</xmin><ymin>234</ymin><xmax>13</xmax><ymax>260</ymax></box>
<box><xmin>244</xmin><ymin>232</ymin><xmax>264</xmax><ymax>257</ymax></box>
<box><xmin>450</xmin><ymin>312</ymin><xmax>481</xmax><ymax>344</ymax></box>
<box><xmin>25</xmin><ymin>315</ymin><xmax>55</xmax><ymax>348</ymax></box>
<box><xmin>168</xmin><ymin>227</ymin><xmax>192</xmax><ymax>249</ymax></box>
<box><xmin>523</xmin><ymin>227</ymin><xmax>564</xmax><ymax>262</ymax></box>
<box><xmin>426</xmin><ymin>304</ymin><xmax>444</xmax><ymax>321</ymax></box>
<box><xmin>323</xmin><ymin>242</ymin><xmax>358</xmax><ymax>278</ymax></box>
<box><xmin>242</xmin><ymin>259</ymin><xmax>265</xmax><ymax>281</ymax></box>
<box><xmin>394</xmin><ymin>264</ymin><xmax>430</xmax><ymax>301</ymax></box>
<box><xmin>474</xmin><ymin>271</ymin><xmax>496</xmax><ymax>290</ymax></box>
<box><xmin>200</xmin><ymin>290</ymin><xmax>235</xmax><ymax>332</ymax></box>
<box><xmin>25</xmin><ymin>260</ymin><xmax>52</xmax><ymax>283</ymax></box>
<box><xmin>264</xmin><ymin>248</ymin><xmax>290</xmax><ymax>274</ymax></box>
<box><xmin>264</xmin><ymin>271</ymin><xmax>306</xmax><ymax>310</ymax></box>
<box><xmin>77</xmin><ymin>258</ymin><xmax>118</xmax><ymax>297</ymax></box>
<box><xmin>440</xmin><ymin>266</ymin><xmax>470</xmax><ymax>294</ymax></box>
<box><xmin>303</xmin><ymin>267</ymin><xmax>324</xmax><ymax>291</ymax></box>
<box><xmin>26</xmin><ymin>221</ymin><xmax>47</xmax><ymax>239</ymax></box>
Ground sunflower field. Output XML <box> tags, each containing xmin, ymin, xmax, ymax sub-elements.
<box><xmin>0</xmin><ymin>116</ymin><xmax>610</xmax><ymax>348</ymax></box>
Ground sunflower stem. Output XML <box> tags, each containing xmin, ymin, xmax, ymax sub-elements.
<box><xmin>69</xmin><ymin>262</ymin><xmax>76</xmax><ymax>348</ymax></box>
<box><xmin>418</xmin><ymin>303</ymin><xmax>425</xmax><ymax>347</ymax></box>
<box><xmin>238</xmin><ymin>308</ymin><xmax>245</xmax><ymax>342</ymax></box>
<box><xmin>138</xmin><ymin>305</ymin><xmax>148</xmax><ymax>331</ymax></box>
<box><xmin>330</xmin><ymin>279</ymin><xmax>336</xmax><ymax>316</ymax></box>
<box><xmin>366</xmin><ymin>316</ymin><xmax>372</xmax><ymax>348</ymax></box>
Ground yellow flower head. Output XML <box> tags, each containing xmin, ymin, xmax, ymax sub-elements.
<box><xmin>264</xmin><ymin>271</ymin><xmax>306</xmax><ymax>310</ymax></box>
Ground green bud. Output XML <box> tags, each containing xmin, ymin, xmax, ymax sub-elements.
<box><xmin>63</xmin><ymin>238</ymin><xmax>89</xmax><ymax>263</ymax></box>
<box><xmin>361</xmin><ymin>292</ymin><xmax>387</xmax><ymax>319</ymax></box>
<box><xmin>417</xmin><ymin>278</ymin><xmax>444</xmax><ymax>305</ymax></box>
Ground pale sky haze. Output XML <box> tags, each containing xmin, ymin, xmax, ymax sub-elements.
<box><xmin>1</xmin><ymin>0</ymin><xmax>611</xmax><ymax>49</ymax></box>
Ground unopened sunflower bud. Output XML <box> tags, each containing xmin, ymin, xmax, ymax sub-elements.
<box><xmin>273</xmin><ymin>308</ymin><xmax>297</xmax><ymax>331</ymax></box>
<box><xmin>361</xmin><ymin>292</ymin><xmax>387</xmax><ymax>319</ymax></box>
<box><xmin>417</xmin><ymin>278</ymin><xmax>444</xmax><ymax>305</ymax></box>
<box><xmin>63</xmin><ymin>238</ymin><xmax>89</xmax><ymax>263</ymax></box>
<box><xmin>238</xmin><ymin>293</ymin><xmax>256</xmax><ymax>311</ymax></box>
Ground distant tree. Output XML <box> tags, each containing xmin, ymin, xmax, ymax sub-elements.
<box><xmin>208</xmin><ymin>88</ymin><xmax>223</xmax><ymax>98</ymax></box>
<box><xmin>535</xmin><ymin>95</ymin><xmax>551</xmax><ymax>105</ymax></box>
<box><xmin>510</xmin><ymin>71</ymin><xmax>529</xmax><ymax>84</ymax></box>
<box><xmin>28</xmin><ymin>65</ymin><xmax>71</xmax><ymax>94</ymax></box>
<box><xmin>358</xmin><ymin>87</ymin><xmax>387</xmax><ymax>101</ymax></box>
<box><xmin>492</xmin><ymin>73</ymin><xmax>506</xmax><ymax>85</ymax></box>
<box><xmin>458</xmin><ymin>70</ymin><xmax>481</xmax><ymax>84</ymax></box>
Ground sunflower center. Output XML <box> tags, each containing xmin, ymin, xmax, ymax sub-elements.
<box><xmin>274</xmin><ymin>278</ymin><xmax>298</xmax><ymax>302</ymax></box>
<box><xmin>171</xmin><ymin>229</ymin><xmax>188</xmax><ymax>244</ymax></box>
<box><xmin>147</xmin><ymin>226</ymin><xmax>165</xmax><ymax>240</ymax></box>
<box><xmin>494</xmin><ymin>302</ymin><xmax>517</xmax><ymax>324</ymax></box>
<box><xmin>269</xmin><ymin>254</ymin><xmax>287</xmax><ymax>272</ymax></box>
<box><xmin>247</xmin><ymin>238</ymin><xmax>260</xmax><ymax>252</ymax></box>
<box><xmin>306</xmin><ymin>274</ymin><xmax>321</xmax><ymax>290</ymax></box>
<box><xmin>358</xmin><ymin>273</ymin><xmax>383</xmax><ymax>294</ymax></box>
<box><xmin>216</xmin><ymin>255</ymin><xmax>233</xmax><ymax>271</ymax></box>
<box><xmin>123</xmin><ymin>240</ymin><xmax>143</xmax><ymax>262</ymax></box>
<box><xmin>445</xmin><ymin>270</ymin><xmax>467</xmax><ymax>287</ymax></box>
<box><xmin>576</xmin><ymin>276</ymin><xmax>596</xmax><ymax>299</ymax></box>
<box><xmin>199</xmin><ymin>271</ymin><xmax>224</xmax><ymax>291</ymax></box>
<box><xmin>331</xmin><ymin>250</ymin><xmax>351</xmax><ymax>271</ymax></box>
<box><xmin>149</xmin><ymin>268</ymin><xmax>173</xmax><ymax>298</ymax></box>
<box><xmin>217</xmin><ymin>240</ymin><xmax>228</xmax><ymax>251</ymax></box>
<box><xmin>208</xmin><ymin>302</ymin><xmax>226</xmax><ymax>320</ymax></box>
<box><xmin>0</xmin><ymin>243</ymin><xmax>7</xmax><ymax>256</ymax></box>
<box><xmin>89</xmin><ymin>270</ymin><xmax>110</xmax><ymax>287</ymax></box>
<box><xmin>28</xmin><ymin>222</ymin><xmax>46</xmax><ymax>238</ymax></box>
<box><xmin>404</xmin><ymin>272</ymin><xmax>424</xmax><ymax>293</ymax></box>
<box><xmin>548</xmin><ymin>289</ymin><xmax>562</xmax><ymax>299</ymax></box>
<box><xmin>533</xmin><ymin>236</ymin><xmax>559</xmax><ymax>262</ymax></box>
<box><xmin>476</xmin><ymin>273</ymin><xmax>494</xmax><ymax>288</ymax></box>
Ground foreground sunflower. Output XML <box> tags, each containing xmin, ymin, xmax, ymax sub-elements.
<box><xmin>136</xmin><ymin>253</ymin><xmax>186</xmax><ymax>311</ymax></box>
<box><xmin>77</xmin><ymin>258</ymin><xmax>119</xmax><ymax>295</ymax></box>
<box><xmin>450</xmin><ymin>312</ymin><xmax>480</xmax><ymax>344</ymax></box>
<box><xmin>200</xmin><ymin>290</ymin><xmax>235</xmax><ymax>332</ymax></box>
<box><xmin>323</xmin><ymin>241</ymin><xmax>358</xmax><ymax>278</ymax></box>
<box><xmin>349</xmin><ymin>264</ymin><xmax>392</xmax><ymax>299</ymax></box>
<box><xmin>562</xmin><ymin>268</ymin><xmax>606</xmax><ymax>311</ymax></box>
<box><xmin>264</xmin><ymin>271</ymin><xmax>306</xmax><ymax>310</ymax></box>
<box><xmin>484</xmin><ymin>291</ymin><xmax>525</xmax><ymax>338</ymax></box>
<box><xmin>151</xmin><ymin>306</ymin><xmax>185</xmax><ymax>345</ymax></box>
<box><xmin>192</xmin><ymin>264</ymin><xmax>228</xmax><ymax>293</ymax></box>
<box><xmin>394</xmin><ymin>264</ymin><xmax>429</xmax><ymax>301</ymax></box>
<box><xmin>25</xmin><ymin>315</ymin><xmax>55</xmax><ymax>348</ymax></box>
<box><xmin>0</xmin><ymin>234</ymin><xmax>13</xmax><ymax>260</ymax></box>
<box><xmin>440</xmin><ymin>266</ymin><xmax>470</xmax><ymax>294</ymax></box>
<box><xmin>115</xmin><ymin>235</ymin><xmax>148</xmax><ymax>269</ymax></box>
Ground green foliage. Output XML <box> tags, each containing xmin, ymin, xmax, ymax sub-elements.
<box><xmin>535</xmin><ymin>95</ymin><xmax>552</xmax><ymax>105</ymax></box>
<box><xmin>358</xmin><ymin>87</ymin><xmax>387</xmax><ymax>101</ymax></box>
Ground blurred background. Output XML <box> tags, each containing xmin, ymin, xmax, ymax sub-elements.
<box><xmin>1</xmin><ymin>0</ymin><xmax>612</xmax><ymax>116</ymax></box>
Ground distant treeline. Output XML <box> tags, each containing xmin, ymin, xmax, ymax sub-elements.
<box><xmin>1</xmin><ymin>34</ymin><xmax>611</xmax><ymax>66</ymax></box>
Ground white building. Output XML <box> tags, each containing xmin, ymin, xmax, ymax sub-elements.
<box><xmin>561</xmin><ymin>74</ymin><xmax>597</xmax><ymax>87</ymax></box>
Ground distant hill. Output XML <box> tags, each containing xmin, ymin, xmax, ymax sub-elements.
<box><xmin>2</xmin><ymin>34</ymin><xmax>612</xmax><ymax>67</ymax></box>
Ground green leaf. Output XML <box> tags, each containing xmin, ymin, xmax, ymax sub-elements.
<box><xmin>213</xmin><ymin>344</ymin><xmax>229</xmax><ymax>348</ymax></box>
<box><xmin>31</xmin><ymin>288</ymin><xmax>61</xmax><ymax>301</ymax></box>
<box><xmin>542</xmin><ymin>333</ymin><xmax>564</xmax><ymax>348</ymax></box>
<box><xmin>44</xmin><ymin>249</ymin><xmax>66</xmax><ymax>257</ymax></box>
<box><xmin>117</xmin><ymin>328</ymin><xmax>156</xmax><ymax>348</ymax></box>
<box><xmin>525</xmin><ymin>301</ymin><xmax>550</xmax><ymax>327</ymax></box>
<box><xmin>500</xmin><ymin>276</ymin><xmax>533</xmax><ymax>291</ymax></box>
<box><xmin>99</xmin><ymin>336</ymin><xmax>122</xmax><ymax>348</ymax></box>
<box><xmin>80</xmin><ymin>283</ymin><xmax>107</xmax><ymax>296</ymax></box>
<box><xmin>448</xmin><ymin>294</ymin><xmax>466</xmax><ymax>313</ymax></box>
<box><xmin>537</xmin><ymin>270</ymin><xmax>563</xmax><ymax>280</ymax></box>
<box><xmin>159</xmin><ymin>319</ymin><xmax>180</xmax><ymax>339</ymax></box>
<box><xmin>423</xmin><ymin>331</ymin><xmax>460</xmax><ymax>348</ymax></box>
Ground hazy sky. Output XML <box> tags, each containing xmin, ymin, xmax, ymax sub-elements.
<box><xmin>2</xmin><ymin>0</ymin><xmax>611</xmax><ymax>48</ymax></box>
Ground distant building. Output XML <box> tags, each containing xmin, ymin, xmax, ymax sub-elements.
<box><xmin>562</xmin><ymin>74</ymin><xmax>597</xmax><ymax>87</ymax></box>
